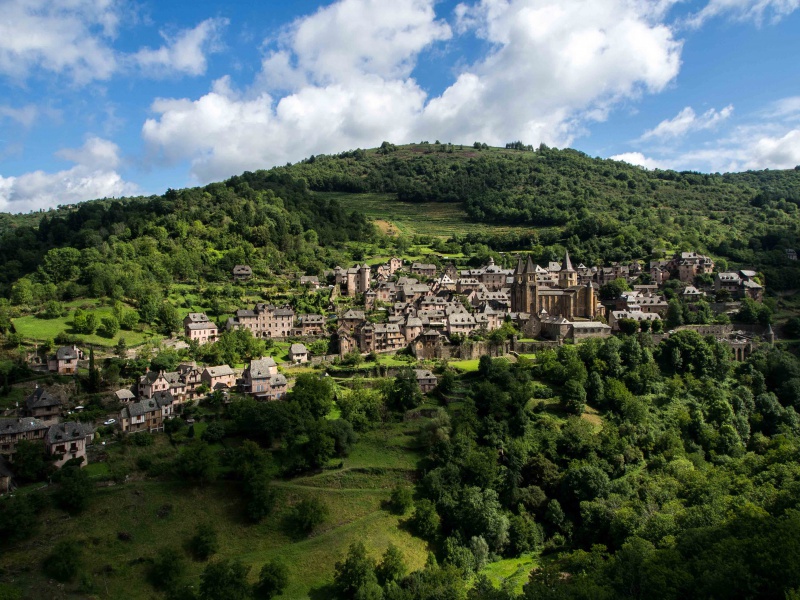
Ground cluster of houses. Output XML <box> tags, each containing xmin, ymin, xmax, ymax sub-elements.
<box><xmin>0</xmin><ymin>386</ymin><xmax>94</xmax><ymax>490</ymax></box>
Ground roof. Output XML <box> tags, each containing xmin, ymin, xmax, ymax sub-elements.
<box><xmin>274</xmin><ymin>308</ymin><xmax>295</xmax><ymax>317</ymax></box>
<box><xmin>25</xmin><ymin>387</ymin><xmax>61</xmax><ymax>410</ymax></box>
<box><xmin>204</xmin><ymin>365</ymin><xmax>234</xmax><ymax>378</ymax></box>
<box><xmin>46</xmin><ymin>422</ymin><xmax>93</xmax><ymax>444</ymax></box>
<box><xmin>248</xmin><ymin>358</ymin><xmax>278</xmax><ymax>379</ymax></box>
<box><xmin>115</xmin><ymin>389</ymin><xmax>135</xmax><ymax>400</ymax></box>
<box><xmin>342</xmin><ymin>310</ymin><xmax>365</xmax><ymax>320</ymax></box>
<box><xmin>233</xmin><ymin>265</ymin><xmax>252</xmax><ymax>273</ymax></box>
<box><xmin>56</xmin><ymin>346</ymin><xmax>79</xmax><ymax>360</ymax></box>
<box><xmin>414</xmin><ymin>369</ymin><xmax>436</xmax><ymax>380</ymax></box>
<box><xmin>290</xmin><ymin>343</ymin><xmax>308</xmax><ymax>354</ymax></box>
<box><xmin>185</xmin><ymin>313</ymin><xmax>209</xmax><ymax>323</ymax></box>
<box><xmin>187</xmin><ymin>322</ymin><xmax>217</xmax><ymax>331</ymax></box>
<box><xmin>0</xmin><ymin>418</ymin><xmax>48</xmax><ymax>435</ymax></box>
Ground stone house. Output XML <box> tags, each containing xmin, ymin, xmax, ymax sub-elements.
<box><xmin>202</xmin><ymin>365</ymin><xmax>236</xmax><ymax>391</ymax></box>
<box><xmin>299</xmin><ymin>275</ymin><xmax>321</xmax><ymax>289</ymax></box>
<box><xmin>292</xmin><ymin>314</ymin><xmax>326</xmax><ymax>337</ymax></box>
<box><xmin>24</xmin><ymin>387</ymin><xmax>62</xmax><ymax>424</ymax></box>
<box><xmin>414</xmin><ymin>369</ymin><xmax>438</xmax><ymax>393</ymax></box>
<box><xmin>447</xmin><ymin>313</ymin><xmax>477</xmax><ymax>336</ymax></box>
<box><xmin>411</xmin><ymin>263</ymin><xmax>437</xmax><ymax>278</ymax></box>
<box><xmin>183</xmin><ymin>313</ymin><xmax>218</xmax><ymax>345</ymax></box>
<box><xmin>227</xmin><ymin>304</ymin><xmax>295</xmax><ymax>338</ymax></box>
<box><xmin>233</xmin><ymin>265</ymin><xmax>253</xmax><ymax>281</ymax></box>
<box><xmin>339</xmin><ymin>310</ymin><xmax>366</xmax><ymax>333</ymax></box>
<box><xmin>289</xmin><ymin>343</ymin><xmax>309</xmax><ymax>364</ymax></box>
<box><xmin>119</xmin><ymin>392</ymin><xmax>175</xmax><ymax>433</ymax></box>
<box><xmin>0</xmin><ymin>418</ymin><xmax>48</xmax><ymax>455</ymax></box>
<box><xmin>48</xmin><ymin>345</ymin><xmax>81</xmax><ymax>375</ymax></box>
<box><xmin>242</xmin><ymin>357</ymin><xmax>287</xmax><ymax>400</ymax></box>
<box><xmin>46</xmin><ymin>422</ymin><xmax>93</xmax><ymax>468</ymax></box>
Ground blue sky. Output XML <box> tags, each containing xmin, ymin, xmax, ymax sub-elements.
<box><xmin>1</xmin><ymin>0</ymin><xmax>799</xmax><ymax>213</ymax></box>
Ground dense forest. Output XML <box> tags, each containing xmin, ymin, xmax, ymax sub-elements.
<box><xmin>282</xmin><ymin>143</ymin><xmax>800</xmax><ymax>290</ymax></box>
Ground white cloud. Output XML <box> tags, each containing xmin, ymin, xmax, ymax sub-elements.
<box><xmin>0</xmin><ymin>137</ymin><xmax>137</xmax><ymax>213</ymax></box>
<box><xmin>686</xmin><ymin>0</ymin><xmax>800</xmax><ymax>27</ymax></box>
<box><xmin>641</xmin><ymin>104</ymin><xmax>733</xmax><ymax>140</ymax></box>
<box><xmin>0</xmin><ymin>0</ymin><xmax>119</xmax><ymax>83</ymax></box>
<box><xmin>143</xmin><ymin>0</ymin><xmax>684</xmax><ymax>183</ymax></box>
<box><xmin>0</xmin><ymin>104</ymin><xmax>40</xmax><ymax>127</ymax></box>
<box><xmin>0</xmin><ymin>1</ymin><xmax>227</xmax><ymax>83</ymax></box>
<box><xmin>762</xmin><ymin>96</ymin><xmax>800</xmax><ymax>120</ymax></box>
<box><xmin>131</xmin><ymin>18</ymin><xmax>228</xmax><ymax>77</ymax></box>
<box><xmin>610</xmin><ymin>151</ymin><xmax>665</xmax><ymax>169</ymax></box>
<box><xmin>260</xmin><ymin>0</ymin><xmax>452</xmax><ymax>87</ymax></box>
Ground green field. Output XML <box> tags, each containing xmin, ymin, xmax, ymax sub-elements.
<box><xmin>13</xmin><ymin>301</ymin><xmax>162</xmax><ymax>348</ymax></box>
<box><xmin>318</xmin><ymin>192</ymin><xmax>536</xmax><ymax>238</ymax></box>
<box><xmin>0</xmin><ymin>422</ymin><xmax>430</xmax><ymax>599</ymax></box>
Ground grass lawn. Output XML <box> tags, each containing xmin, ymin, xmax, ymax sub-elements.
<box><xmin>480</xmin><ymin>552</ymin><xmax>540</xmax><ymax>595</ymax></box>
<box><xmin>319</xmin><ymin>192</ymin><xmax>536</xmax><ymax>238</ymax></box>
<box><xmin>449</xmin><ymin>359</ymin><xmax>481</xmax><ymax>373</ymax></box>
<box><xmin>0</xmin><ymin>419</ymin><xmax>429</xmax><ymax>599</ymax></box>
<box><xmin>13</xmin><ymin>301</ymin><xmax>162</xmax><ymax>348</ymax></box>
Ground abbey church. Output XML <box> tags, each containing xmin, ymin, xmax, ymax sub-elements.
<box><xmin>510</xmin><ymin>251</ymin><xmax>598</xmax><ymax>319</ymax></box>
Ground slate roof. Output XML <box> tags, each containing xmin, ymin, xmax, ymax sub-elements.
<box><xmin>46</xmin><ymin>422</ymin><xmax>93</xmax><ymax>444</ymax></box>
<box><xmin>290</xmin><ymin>343</ymin><xmax>308</xmax><ymax>355</ymax></box>
<box><xmin>25</xmin><ymin>387</ymin><xmax>61</xmax><ymax>410</ymax></box>
<box><xmin>56</xmin><ymin>346</ymin><xmax>79</xmax><ymax>360</ymax></box>
<box><xmin>0</xmin><ymin>417</ymin><xmax>48</xmax><ymax>435</ymax></box>
<box><xmin>248</xmin><ymin>358</ymin><xmax>278</xmax><ymax>379</ymax></box>
<box><xmin>204</xmin><ymin>365</ymin><xmax>234</xmax><ymax>378</ymax></box>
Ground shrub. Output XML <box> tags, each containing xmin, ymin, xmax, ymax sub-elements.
<box><xmin>388</xmin><ymin>485</ymin><xmax>414</xmax><ymax>515</ymax></box>
<box><xmin>290</xmin><ymin>497</ymin><xmax>329</xmax><ymax>536</ymax></box>
<box><xmin>189</xmin><ymin>523</ymin><xmax>219</xmax><ymax>561</ymax></box>
<box><xmin>43</xmin><ymin>540</ymin><xmax>82</xmax><ymax>582</ymax></box>
<box><xmin>254</xmin><ymin>560</ymin><xmax>289</xmax><ymax>599</ymax></box>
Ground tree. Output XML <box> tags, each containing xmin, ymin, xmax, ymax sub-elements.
<box><xmin>43</xmin><ymin>540</ymin><xmax>82</xmax><ymax>582</ymax></box>
<box><xmin>175</xmin><ymin>441</ymin><xmax>217</xmax><ymax>485</ymax></box>
<box><xmin>389</xmin><ymin>485</ymin><xmax>414</xmax><ymax>515</ymax></box>
<box><xmin>199</xmin><ymin>559</ymin><xmax>251</xmax><ymax>600</ymax></box>
<box><xmin>290</xmin><ymin>497</ymin><xmax>329</xmax><ymax>536</ymax></box>
<box><xmin>563</xmin><ymin>379</ymin><xmax>587</xmax><ymax>415</ymax></box>
<box><xmin>377</xmin><ymin>544</ymin><xmax>407</xmax><ymax>586</ymax></box>
<box><xmin>387</xmin><ymin>367</ymin><xmax>422</xmax><ymax>412</ymax></box>
<box><xmin>291</xmin><ymin>373</ymin><xmax>334</xmax><ymax>419</ymax></box>
<box><xmin>149</xmin><ymin>546</ymin><xmax>185</xmax><ymax>590</ymax></box>
<box><xmin>159</xmin><ymin>302</ymin><xmax>181</xmax><ymax>335</ymax></box>
<box><xmin>11</xmin><ymin>439</ymin><xmax>47</xmax><ymax>482</ymax></box>
<box><xmin>189</xmin><ymin>523</ymin><xmax>219</xmax><ymax>561</ymax></box>
<box><xmin>410</xmin><ymin>498</ymin><xmax>440</xmax><ymax>540</ymax></box>
<box><xmin>600</xmin><ymin>278</ymin><xmax>630</xmax><ymax>300</ymax></box>
<box><xmin>114</xmin><ymin>337</ymin><xmax>127</xmax><ymax>358</ymax></box>
<box><xmin>243</xmin><ymin>470</ymin><xmax>277</xmax><ymax>523</ymax></box>
<box><xmin>99</xmin><ymin>316</ymin><xmax>119</xmax><ymax>337</ymax></box>
<box><xmin>617</xmin><ymin>318</ymin><xmax>639</xmax><ymax>336</ymax></box>
<box><xmin>334</xmin><ymin>541</ymin><xmax>378</xmax><ymax>599</ymax></box>
<box><xmin>254</xmin><ymin>560</ymin><xmax>289</xmax><ymax>599</ymax></box>
<box><xmin>53</xmin><ymin>466</ymin><xmax>93</xmax><ymax>514</ymax></box>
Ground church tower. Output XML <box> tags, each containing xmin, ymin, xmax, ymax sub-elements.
<box><xmin>559</xmin><ymin>250</ymin><xmax>578</xmax><ymax>288</ymax></box>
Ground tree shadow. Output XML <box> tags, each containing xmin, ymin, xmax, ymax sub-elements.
<box><xmin>308</xmin><ymin>582</ymin><xmax>338</xmax><ymax>600</ymax></box>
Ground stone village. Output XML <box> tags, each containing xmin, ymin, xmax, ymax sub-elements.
<box><xmin>0</xmin><ymin>249</ymin><xmax>773</xmax><ymax>489</ymax></box>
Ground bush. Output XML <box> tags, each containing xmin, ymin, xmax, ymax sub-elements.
<box><xmin>388</xmin><ymin>485</ymin><xmax>414</xmax><ymax>515</ymax></box>
<box><xmin>148</xmin><ymin>546</ymin><xmax>185</xmax><ymax>590</ymax></box>
<box><xmin>290</xmin><ymin>497</ymin><xmax>329</xmax><ymax>536</ymax></box>
<box><xmin>254</xmin><ymin>560</ymin><xmax>289</xmax><ymax>599</ymax></box>
<box><xmin>410</xmin><ymin>499</ymin><xmax>440</xmax><ymax>540</ymax></box>
<box><xmin>43</xmin><ymin>540</ymin><xmax>82</xmax><ymax>582</ymax></box>
<box><xmin>189</xmin><ymin>523</ymin><xmax>219</xmax><ymax>561</ymax></box>
<box><xmin>201</xmin><ymin>421</ymin><xmax>227</xmax><ymax>443</ymax></box>
<box><xmin>53</xmin><ymin>467</ymin><xmax>93</xmax><ymax>514</ymax></box>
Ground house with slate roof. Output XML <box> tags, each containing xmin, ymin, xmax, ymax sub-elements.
<box><xmin>24</xmin><ymin>386</ymin><xmax>62</xmax><ymax>423</ymax></box>
<box><xmin>119</xmin><ymin>392</ymin><xmax>175</xmax><ymax>433</ymax></box>
<box><xmin>201</xmin><ymin>365</ymin><xmax>236</xmax><ymax>390</ymax></box>
<box><xmin>46</xmin><ymin>422</ymin><xmax>93</xmax><ymax>468</ymax></box>
<box><xmin>48</xmin><ymin>345</ymin><xmax>81</xmax><ymax>374</ymax></box>
<box><xmin>0</xmin><ymin>418</ymin><xmax>48</xmax><ymax>455</ymax></box>
<box><xmin>242</xmin><ymin>357</ymin><xmax>287</xmax><ymax>400</ymax></box>
<box><xmin>233</xmin><ymin>265</ymin><xmax>253</xmax><ymax>281</ymax></box>
<box><xmin>414</xmin><ymin>369</ymin><xmax>438</xmax><ymax>393</ymax></box>
<box><xmin>289</xmin><ymin>344</ymin><xmax>309</xmax><ymax>364</ymax></box>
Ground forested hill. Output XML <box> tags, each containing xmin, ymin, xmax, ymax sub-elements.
<box><xmin>280</xmin><ymin>142</ymin><xmax>800</xmax><ymax>289</ymax></box>
<box><xmin>2</xmin><ymin>142</ymin><xmax>800</xmax><ymax>298</ymax></box>
<box><xmin>0</xmin><ymin>171</ymin><xmax>375</xmax><ymax>298</ymax></box>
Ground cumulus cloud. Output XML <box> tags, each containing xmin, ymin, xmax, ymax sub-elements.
<box><xmin>640</xmin><ymin>104</ymin><xmax>733</xmax><ymax>140</ymax></box>
<box><xmin>0</xmin><ymin>137</ymin><xmax>137</xmax><ymax>213</ymax></box>
<box><xmin>686</xmin><ymin>0</ymin><xmax>800</xmax><ymax>27</ymax></box>
<box><xmin>0</xmin><ymin>1</ymin><xmax>226</xmax><ymax>83</ymax></box>
<box><xmin>610</xmin><ymin>152</ymin><xmax>665</xmax><ymax>169</ymax></box>
<box><xmin>143</xmin><ymin>0</ymin><xmax>684</xmax><ymax>183</ymax></box>
<box><xmin>0</xmin><ymin>0</ymin><xmax>119</xmax><ymax>83</ymax></box>
<box><xmin>131</xmin><ymin>18</ymin><xmax>228</xmax><ymax>77</ymax></box>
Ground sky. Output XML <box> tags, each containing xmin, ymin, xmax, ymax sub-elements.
<box><xmin>1</xmin><ymin>0</ymin><xmax>799</xmax><ymax>214</ymax></box>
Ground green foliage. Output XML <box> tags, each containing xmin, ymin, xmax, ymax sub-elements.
<box><xmin>189</xmin><ymin>523</ymin><xmax>219</xmax><ymax>561</ymax></box>
<box><xmin>199</xmin><ymin>559</ymin><xmax>251</xmax><ymax>600</ymax></box>
<box><xmin>333</xmin><ymin>541</ymin><xmax>378</xmax><ymax>599</ymax></box>
<box><xmin>42</xmin><ymin>540</ymin><xmax>82</xmax><ymax>582</ymax></box>
<box><xmin>254</xmin><ymin>560</ymin><xmax>289</xmax><ymax>599</ymax></box>
<box><xmin>99</xmin><ymin>315</ymin><xmax>120</xmax><ymax>337</ymax></box>
<box><xmin>389</xmin><ymin>485</ymin><xmax>414</xmax><ymax>515</ymax></box>
<box><xmin>291</xmin><ymin>373</ymin><xmax>335</xmax><ymax>419</ymax></box>
<box><xmin>377</xmin><ymin>544</ymin><xmax>407</xmax><ymax>586</ymax></box>
<box><xmin>149</xmin><ymin>546</ymin><xmax>185</xmax><ymax>590</ymax></box>
<box><xmin>410</xmin><ymin>499</ymin><xmax>440</xmax><ymax>540</ymax></box>
<box><xmin>53</xmin><ymin>466</ymin><xmax>93</xmax><ymax>514</ymax></box>
<box><xmin>562</xmin><ymin>379</ymin><xmax>587</xmax><ymax>415</ymax></box>
<box><xmin>290</xmin><ymin>497</ymin><xmax>329</xmax><ymax>536</ymax></box>
<box><xmin>11</xmin><ymin>439</ymin><xmax>47</xmax><ymax>482</ymax></box>
<box><xmin>387</xmin><ymin>367</ymin><xmax>422</xmax><ymax>412</ymax></box>
<box><xmin>174</xmin><ymin>441</ymin><xmax>217</xmax><ymax>484</ymax></box>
